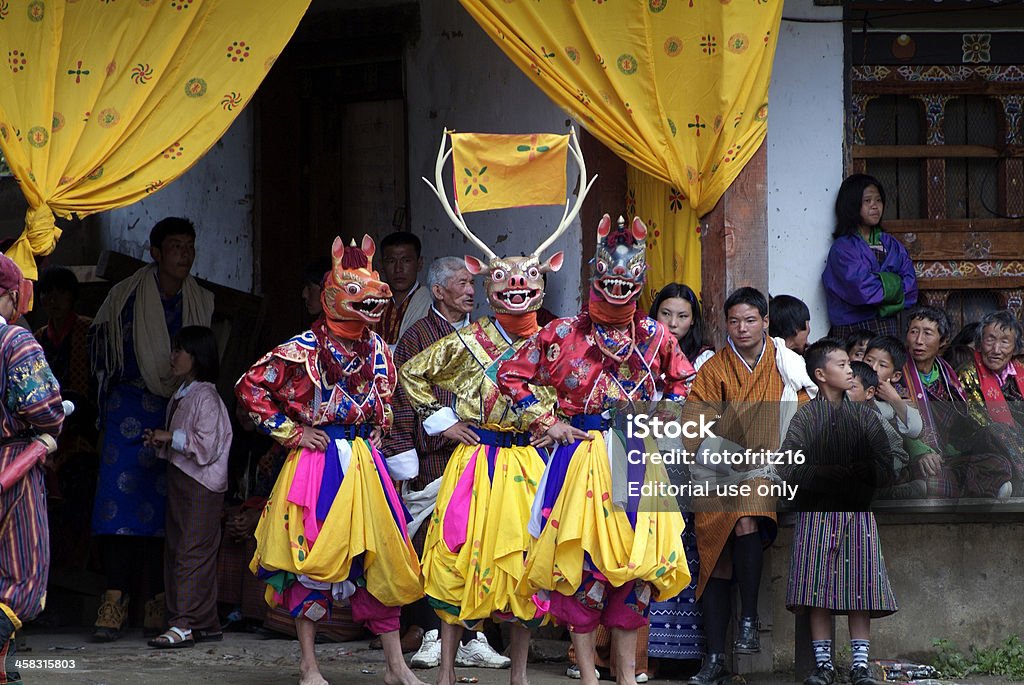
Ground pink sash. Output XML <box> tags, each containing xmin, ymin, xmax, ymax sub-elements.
<box><xmin>441</xmin><ymin>447</ymin><xmax>481</xmax><ymax>552</ymax></box>
<box><xmin>286</xmin><ymin>448</ymin><xmax>325</xmax><ymax>545</ymax></box>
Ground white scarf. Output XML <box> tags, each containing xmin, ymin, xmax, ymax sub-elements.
<box><xmin>773</xmin><ymin>336</ymin><xmax>818</xmax><ymax>439</ymax></box>
<box><xmin>92</xmin><ymin>264</ymin><xmax>214</xmax><ymax>398</ymax></box>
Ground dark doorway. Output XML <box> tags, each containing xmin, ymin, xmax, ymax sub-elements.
<box><xmin>254</xmin><ymin>4</ymin><xmax>418</xmax><ymax>347</ymax></box>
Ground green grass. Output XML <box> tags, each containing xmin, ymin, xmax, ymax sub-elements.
<box><xmin>933</xmin><ymin>635</ymin><xmax>1024</xmax><ymax>681</ymax></box>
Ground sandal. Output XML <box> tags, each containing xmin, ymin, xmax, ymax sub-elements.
<box><xmin>147</xmin><ymin>626</ymin><xmax>195</xmax><ymax>649</ymax></box>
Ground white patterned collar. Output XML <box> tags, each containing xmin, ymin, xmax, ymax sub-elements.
<box><xmin>173</xmin><ymin>380</ymin><xmax>196</xmax><ymax>399</ymax></box>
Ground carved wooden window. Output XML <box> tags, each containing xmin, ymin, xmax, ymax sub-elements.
<box><xmin>846</xmin><ymin>6</ymin><xmax>1024</xmax><ymax>329</ymax></box>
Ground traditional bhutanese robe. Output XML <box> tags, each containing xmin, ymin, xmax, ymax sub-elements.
<box><xmin>681</xmin><ymin>336</ymin><xmax>809</xmax><ymax>596</ymax></box>
<box><xmin>34</xmin><ymin>314</ymin><xmax>92</xmax><ymax>400</ymax></box>
<box><xmin>236</xmin><ymin>327</ymin><xmax>394</xmax><ymax>445</ymax></box>
<box><xmin>375</xmin><ymin>282</ymin><xmax>433</xmax><ymax>346</ymax></box>
<box><xmin>959</xmin><ymin>356</ymin><xmax>1024</xmax><ymax>485</ymax></box>
<box><xmin>897</xmin><ymin>358</ymin><xmax>1012</xmax><ymax>498</ymax></box>
<box><xmin>822</xmin><ymin>230</ymin><xmax>917</xmax><ymax>331</ymax></box>
<box><xmin>498</xmin><ymin>312</ymin><xmax>693</xmax><ymax>431</ymax></box>
<box><xmin>0</xmin><ymin>323</ymin><xmax>65</xmax><ymax>631</ymax></box>
<box><xmin>785</xmin><ymin>512</ymin><xmax>897</xmax><ymax>617</ymax></box>
<box><xmin>382</xmin><ymin>309</ymin><xmax>460</xmax><ymax>493</ymax></box>
<box><xmin>236</xmin><ymin>324</ymin><xmax>422</xmax><ymax>613</ymax></box>
<box><xmin>90</xmin><ymin>291</ymin><xmax>183</xmax><ymax>537</ymax></box>
<box><xmin>781</xmin><ymin>400</ymin><xmax>898</xmax><ymax>618</ymax></box>
<box><xmin>779</xmin><ymin>397</ymin><xmax>897</xmax><ymax>511</ymax></box>
<box><xmin>780</xmin><ymin>397</ymin><xmax>903</xmax><ymax>617</ymax></box>
<box><xmin>158</xmin><ymin>381</ymin><xmax>233</xmax><ymax>635</ymax></box>
<box><xmin>400</xmin><ymin>317</ymin><xmax>556</xmax><ymax>625</ymax></box>
<box><xmin>498</xmin><ymin>311</ymin><xmax>694</xmax><ymax>604</ymax></box>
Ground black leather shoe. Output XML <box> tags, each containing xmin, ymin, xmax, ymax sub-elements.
<box><xmin>733</xmin><ymin>616</ymin><xmax>760</xmax><ymax>654</ymax></box>
<box><xmin>850</xmin><ymin>665</ymin><xmax>880</xmax><ymax>685</ymax></box>
<box><xmin>687</xmin><ymin>653</ymin><xmax>730</xmax><ymax>685</ymax></box>
<box><xmin>803</xmin><ymin>664</ymin><xmax>836</xmax><ymax>685</ymax></box>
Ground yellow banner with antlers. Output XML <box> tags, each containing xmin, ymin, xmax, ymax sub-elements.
<box><xmin>450</xmin><ymin>132</ymin><xmax>568</xmax><ymax>213</ymax></box>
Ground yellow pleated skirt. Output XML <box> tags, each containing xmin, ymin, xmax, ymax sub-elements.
<box><xmin>422</xmin><ymin>441</ymin><xmax>546</xmax><ymax>625</ymax></box>
<box><xmin>250</xmin><ymin>438</ymin><xmax>423</xmax><ymax>608</ymax></box>
<box><xmin>520</xmin><ymin>430</ymin><xmax>691</xmax><ymax>602</ymax></box>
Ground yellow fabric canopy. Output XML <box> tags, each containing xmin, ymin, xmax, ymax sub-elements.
<box><xmin>0</xmin><ymin>0</ymin><xmax>311</xmax><ymax>281</ymax></box>
<box><xmin>458</xmin><ymin>0</ymin><xmax>782</xmax><ymax>305</ymax></box>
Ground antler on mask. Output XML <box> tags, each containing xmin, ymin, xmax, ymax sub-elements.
<box><xmin>320</xmin><ymin>234</ymin><xmax>393</xmax><ymax>327</ymax></box>
<box><xmin>591</xmin><ymin>214</ymin><xmax>648</xmax><ymax>305</ymax></box>
<box><xmin>422</xmin><ymin>127</ymin><xmax>597</xmax><ymax>314</ymax></box>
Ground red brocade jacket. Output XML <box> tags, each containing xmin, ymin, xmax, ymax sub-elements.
<box><xmin>236</xmin><ymin>325</ymin><xmax>396</xmax><ymax>448</ymax></box>
<box><xmin>497</xmin><ymin>312</ymin><xmax>694</xmax><ymax>434</ymax></box>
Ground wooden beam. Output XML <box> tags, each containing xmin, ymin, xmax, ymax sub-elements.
<box><xmin>919</xmin><ymin>276</ymin><xmax>1024</xmax><ymax>290</ymax></box>
<box><xmin>701</xmin><ymin>141</ymin><xmax>768</xmax><ymax>350</ymax></box>
<box><xmin>852</xmin><ymin>145</ymin><xmax>1020</xmax><ymax>159</ymax></box>
<box><xmin>893</xmin><ymin>231</ymin><xmax>1024</xmax><ymax>261</ymax></box>
<box><xmin>854</xmin><ymin>81</ymin><xmax>1024</xmax><ymax>97</ymax></box>
<box><xmin>887</xmin><ymin>218</ymin><xmax>1024</xmax><ymax>232</ymax></box>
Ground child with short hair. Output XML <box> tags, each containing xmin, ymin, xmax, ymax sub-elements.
<box><xmin>769</xmin><ymin>294</ymin><xmax>812</xmax><ymax>355</ymax></box>
<box><xmin>849</xmin><ymin>362</ymin><xmax>912</xmax><ymax>493</ymax></box>
<box><xmin>143</xmin><ymin>326</ymin><xmax>233</xmax><ymax>648</ymax></box>
<box><xmin>845</xmin><ymin>329</ymin><xmax>874</xmax><ymax>362</ymax></box>
<box><xmin>863</xmin><ymin>336</ymin><xmax>928</xmax><ymax>498</ymax></box>
<box><xmin>780</xmin><ymin>339</ymin><xmax>899</xmax><ymax>685</ymax></box>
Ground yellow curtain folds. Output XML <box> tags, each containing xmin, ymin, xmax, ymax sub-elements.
<box><xmin>0</xmin><ymin>0</ymin><xmax>311</xmax><ymax>280</ymax></box>
<box><xmin>458</xmin><ymin>0</ymin><xmax>782</xmax><ymax>304</ymax></box>
<box><xmin>450</xmin><ymin>132</ymin><xmax>568</xmax><ymax>212</ymax></box>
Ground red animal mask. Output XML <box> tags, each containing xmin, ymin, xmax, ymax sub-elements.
<box><xmin>320</xmin><ymin>235</ymin><xmax>392</xmax><ymax>336</ymax></box>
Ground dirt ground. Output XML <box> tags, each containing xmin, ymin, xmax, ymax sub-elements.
<box><xmin>11</xmin><ymin>629</ymin><xmax>1019</xmax><ymax>685</ymax></box>
<box><xmin>12</xmin><ymin>629</ymin><xmax>772</xmax><ymax>685</ymax></box>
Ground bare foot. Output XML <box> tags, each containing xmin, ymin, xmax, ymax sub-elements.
<box><xmin>437</xmin><ymin>665</ymin><xmax>456</xmax><ymax>685</ymax></box>
<box><xmin>383</xmin><ymin>661</ymin><xmax>429</xmax><ymax>685</ymax></box>
<box><xmin>299</xmin><ymin>664</ymin><xmax>329</xmax><ymax>685</ymax></box>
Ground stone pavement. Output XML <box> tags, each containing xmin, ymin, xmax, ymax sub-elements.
<box><xmin>9</xmin><ymin>630</ymin><xmax>1010</xmax><ymax>685</ymax></box>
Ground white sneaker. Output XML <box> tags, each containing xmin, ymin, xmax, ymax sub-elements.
<box><xmin>998</xmin><ymin>481</ymin><xmax>1013</xmax><ymax>499</ymax></box>
<box><xmin>636</xmin><ymin>673</ymin><xmax>649</xmax><ymax>683</ymax></box>
<box><xmin>455</xmin><ymin>632</ymin><xmax>511</xmax><ymax>669</ymax></box>
<box><xmin>565</xmin><ymin>665</ymin><xmax>600</xmax><ymax>679</ymax></box>
<box><xmin>410</xmin><ymin>628</ymin><xmax>441</xmax><ymax>669</ymax></box>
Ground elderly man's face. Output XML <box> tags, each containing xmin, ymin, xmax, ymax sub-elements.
<box><xmin>979</xmin><ymin>322</ymin><xmax>1017</xmax><ymax>373</ymax></box>
<box><xmin>433</xmin><ymin>268</ymin><xmax>475</xmax><ymax>316</ymax></box>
